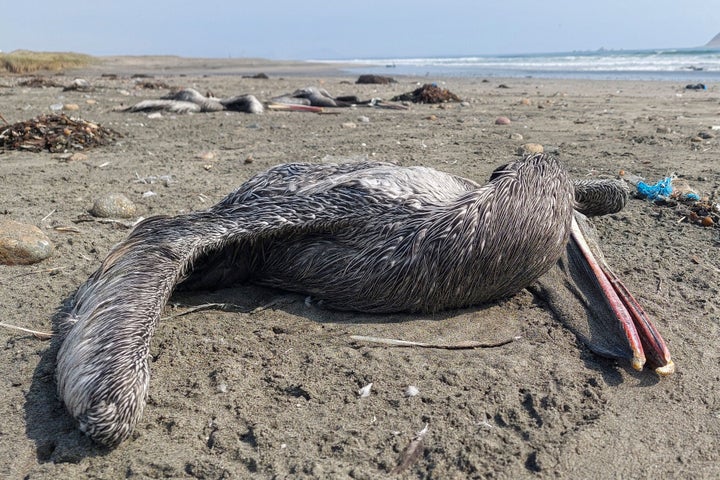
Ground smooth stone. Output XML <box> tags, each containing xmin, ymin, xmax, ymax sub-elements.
<box><xmin>90</xmin><ymin>193</ymin><xmax>137</xmax><ymax>218</ymax></box>
<box><xmin>0</xmin><ymin>220</ymin><xmax>54</xmax><ymax>265</ymax></box>
<box><xmin>63</xmin><ymin>104</ymin><xmax>80</xmax><ymax>111</ymax></box>
<box><xmin>341</xmin><ymin>122</ymin><xmax>357</xmax><ymax>129</ymax></box>
<box><xmin>495</xmin><ymin>116</ymin><xmax>511</xmax><ymax>125</ymax></box>
<box><xmin>517</xmin><ymin>143</ymin><xmax>544</xmax><ymax>155</ymax></box>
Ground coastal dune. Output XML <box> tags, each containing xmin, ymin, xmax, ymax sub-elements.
<box><xmin>0</xmin><ymin>56</ymin><xmax>718</xmax><ymax>479</ymax></box>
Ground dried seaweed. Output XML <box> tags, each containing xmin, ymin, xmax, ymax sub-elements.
<box><xmin>135</xmin><ymin>80</ymin><xmax>171</xmax><ymax>90</ymax></box>
<box><xmin>356</xmin><ymin>74</ymin><xmax>397</xmax><ymax>84</ymax></box>
<box><xmin>391</xmin><ymin>83</ymin><xmax>461</xmax><ymax>103</ymax></box>
<box><xmin>16</xmin><ymin>77</ymin><xmax>63</xmax><ymax>88</ymax></box>
<box><xmin>0</xmin><ymin>114</ymin><xmax>121</xmax><ymax>153</ymax></box>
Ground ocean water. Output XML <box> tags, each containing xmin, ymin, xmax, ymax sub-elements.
<box><xmin>327</xmin><ymin>48</ymin><xmax>720</xmax><ymax>81</ymax></box>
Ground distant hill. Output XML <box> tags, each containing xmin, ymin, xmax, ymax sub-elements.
<box><xmin>706</xmin><ymin>32</ymin><xmax>720</xmax><ymax>47</ymax></box>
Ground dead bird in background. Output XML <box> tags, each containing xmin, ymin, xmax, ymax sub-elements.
<box><xmin>54</xmin><ymin>153</ymin><xmax>673</xmax><ymax>447</ymax></box>
<box><xmin>122</xmin><ymin>88</ymin><xmax>263</xmax><ymax>114</ymax></box>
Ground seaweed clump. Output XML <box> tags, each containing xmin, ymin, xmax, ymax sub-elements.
<box><xmin>356</xmin><ymin>74</ymin><xmax>397</xmax><ymax>84</ymax></box>
<box><xmin>391</xmin><ymin>83</ymin><xmax>461</xmax><ymax>103</ymax></box>
<box><xmin>0</xmin><ymin>114</ymin><xmax>121</xmax><ymax>153</ymax></box>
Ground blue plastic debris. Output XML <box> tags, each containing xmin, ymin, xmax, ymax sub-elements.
<box><xmin>636</xmin><ymin>177</ymin><xmax>673</xmax><ymax>200</ymax></box>
<box><xmin>684</xmin><ymin>192</ymin><xmax>701</xmax><ymax>201</ymax></box>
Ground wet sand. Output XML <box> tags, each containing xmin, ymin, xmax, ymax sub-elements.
<box><xmin>1</xmin><ymin>56</ymin><xmax>719</xmax><ymax>479</ymax></box>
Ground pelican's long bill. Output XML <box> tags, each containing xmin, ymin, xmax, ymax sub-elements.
<box><xmin>569</xmin><ymin>214</ymin><xmax>675</xmax><ymax>376</ymax></box>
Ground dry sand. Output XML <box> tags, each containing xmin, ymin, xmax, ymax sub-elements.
<box><xmin>0</xmin><ymin>56</ymin><xmax>719</xmax><ymax>479</ymax></box>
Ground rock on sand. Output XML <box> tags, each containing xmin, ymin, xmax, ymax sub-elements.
<box><xmin>0</xmin><ymin>219</ymin><xmax>54</xmax><ymax>265</ymax></box>
<box><xmin>90</xmin><ymin>193</ymin><xmax>137</xmax><ymax>218</ymax></box>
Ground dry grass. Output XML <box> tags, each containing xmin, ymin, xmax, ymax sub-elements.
<box><xmin>0</xmin><ymin>50</ymin><xmax>95</xmax><ymax>74</ymax></box>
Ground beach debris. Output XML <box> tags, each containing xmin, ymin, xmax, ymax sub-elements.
<box><xmin>509</xmin><ymin>132</ymin><xmax>524</xmax><ymax>141</ymax></box>
<box><xmin>620</xmin><ymin>170</ymin><xmax>718</xmax><ymax>228</ymax></box>
<box><xmin>358</xmin><ymin>383</ymin><xmax>373</xmax><ymax>398</ymax></box>
<box><xmin>497</xmin><ymin>84</ymin><xmax>510</xmax><ymax>88</ymax></box>
<box><xmin>356</xmin><ymin>74</ymin><xmax>396</xmax><ymax>84</ymax></box>
<box><xmin>517</xmin><ymin>143</ymin><xmax>543</xmax><ymax>155</ymax></box>
<box><xmin>16</xmin><ymin>76</ymin><xmax>63</xmax><ymax>88</ymax></box>
<box><xmin>134</xmin><ymin>173</ymin><xmax>173</xmax><ymax>186</ymax></box>
<box><xmin>697</xmin><ymin>131</ymin><xmax>715</xmax><ymax>139</ymax></box>
<box><xmin>495</xmin><ymin>116</ymin><xmax>512</xmax><ymax>125</ymax></box>
<box><xmin>0</xmin><ymin>113</ymin><xmax>120</xmax><ymax>153</ymax></box>
<box><xmin>63</xmin><ymin>78</ymin><xmax>93</xmax><ymax>92</ymax></box>
<box><xmin>0</xmin><ymin>219</ymin><xmax>54</xmax><ymax>265</ymax></box>
<box><xmin>134</xmin><ymin>80</ymin><xmax>170</xmax><ymax>90</ymax></box>
<box><xmin>350</xmin><ymin>334</ymin><xmax>519</xmax><ymax>349</ymax></box>
<box><xmin>0</xmin><ymin>321</ymin><xmax>52</xmax><ymax>340</ymax></box>
<box><xmin>242</xmin><ymin>72</ymin><xmax>269</xmax><ymax>79</ymax></box>
<box><xmin>391</xmin><ymin>83</ymin><xmax>461</xmax><ymax>104</ymax></box>
<box><xmin>404</xmin><ymin>386</ymin><xmax>420</xmax><ymax>397</ymax></box>
<box><xmin>685</xmin><ymin>83</ymin><xmax>707</xmax><ymax>90</ymax></box>
<box><xmin>122</xmin><ymin>88</ymin><xmax>263</xmax><ymax>114</ymax></box>
<box><xmin>636</xmin><ymin>177</ymin><xmax>673</xmax><ymax>200</ymax></box>
<box><xmin>390</xmin><ymin>424</ymin><xmax>429</xmax><ymax>474</ymax></box>
<box><xmin>90</xmin><ymin>193</ymin><xmax>137</xmax><ymax>219</ymax></box>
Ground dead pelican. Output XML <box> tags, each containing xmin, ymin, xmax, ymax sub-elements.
<box><xmin>124</xmin><ymin>88</ymin><xmax>263</xmax><ymax>114</ymax></box>
<box><xmin>54</xmin><ymin>154</ymin><xmax>673</xmax><ymax>447</ymax></box>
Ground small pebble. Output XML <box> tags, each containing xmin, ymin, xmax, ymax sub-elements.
<box><xmin>67</xmin><ymin>152</ymin><xmax>88</xmax><ymax>162</ymax></box>
<box><xmin>690</xmin><ymin>136</ymin><xmax>703</xmax><ymax>143</ymax></box>
<box><xmin>520</xmin><ymin>98</ymin><xmax>532</xmax><ymax>105</ymax></box>
<box><xmin>357</xmin><ymin>115</ymin><xmax>370</xmax><ymax>123</ymax></box>
<box><xmin>701</xmin><ymin>216</ymin><xmax>714</xmax><ymax>227</ymax></box>
<box><xmin>656</xmin><ymin>126</ymin><xmax>671</xmax><ymax>134</ymax></box>
<box><xmin>517</xmin><ymin>143</ymin><xmax>544</xmax><ymax>155</ymax></box>
<box><xmin>50</xmin><ymin>103</ymin><xmax>63</xmax><ymax>111</ymax></box>
<box><xmin>495</xmin><ymin>116</ymin><xmax>511</xmax><ymax>125</ymax></box>
<box><xmin>90</xmin><ymin>193</ymin><xmax>137</xmax><ymax>218</ymax></box>
<box><xmin>244</xmin><ymin>155</ymin><xmax>254</xmax><ymax>164</ymax></box>
<box><xmin>147</xmin><ymin>112</ymin><xmax>162</xmax><ymax>119</ymax></box>
<box><xmin>195</xmin><ymin>151</ymin><xmax>216</xmax><ymax>161</ymax></box>
<box><xmin>63</xmin><ymin>104</ymin><xmax>80</xmax><ymax>111</ymax></box>
<box><xmin>425</xmin><ymin>114</ymin><xmax>438</xmax><ymax>121</ymax></box>
<box><xmin>342</xmin><ymin>122</ymin><xmax>357</xmax><ymax>129</ymax></box>
<box><xmin>460</xmin><ymin>101</ymin><xmax>470</xmax><ymax>107</ymax></box>
<box><xmin>698</xmin><ymin>131</ymin><xmax>714</xmax><ymax>139</ymax></box>
<box><xmin>86</xmin><ymin>99</ymin><xmax>97</xmax><ymax>105</ymax></box>
<box><xmin>509</xmin><ymin>133</ymin><xmax>524</xmax><ymax>141</ymax></box>
<box><xmin>0</xmin><ymin>219</ymin><xmax>54</xmax><ymax>265</ymax></box>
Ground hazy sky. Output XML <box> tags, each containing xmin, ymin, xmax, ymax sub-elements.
<box><xmin>2</xmin><ymin>1</ymin><xmax>718</xmax><ymax>59</ymax></box>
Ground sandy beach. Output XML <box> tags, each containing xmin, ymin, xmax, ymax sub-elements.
<box><xmin>1</xmin><ymin>56</ymin><xmax>719</xmax><ymax>479</ymax></box>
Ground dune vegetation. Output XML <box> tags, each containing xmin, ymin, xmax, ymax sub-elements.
<box><xmin>0</xmin><ymin>50</ymin><xmax>94</xmax><ymax>74</ymax></box>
